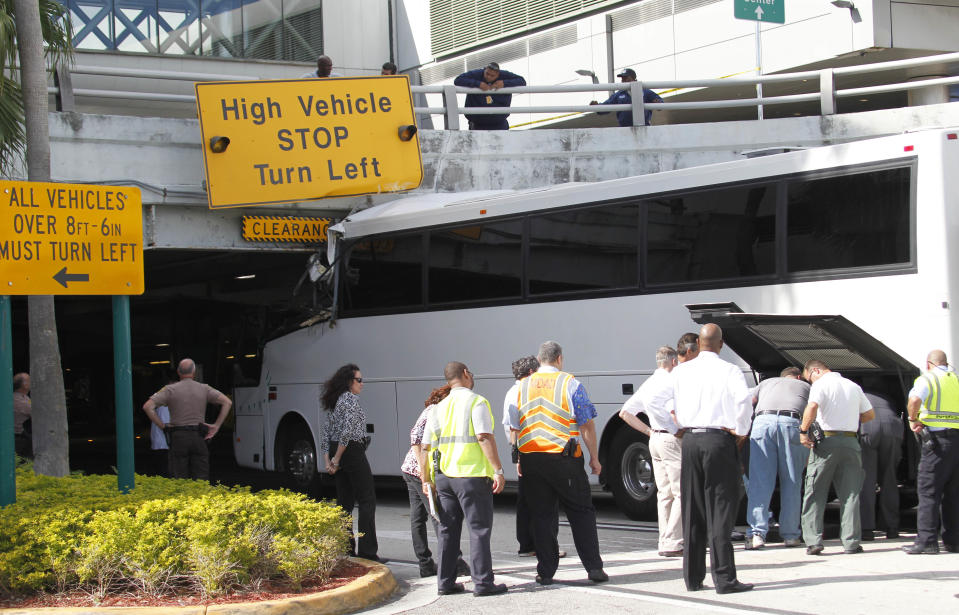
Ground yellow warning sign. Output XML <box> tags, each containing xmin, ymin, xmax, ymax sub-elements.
<box><xmin>195</xmin><ymin>76</ymin><xmax>423</xmax><ymax>210</ymax></box>
<box><xmin>242</xmin><ymin>216</ymin><xmax>332</xmax><ymax>243</ymax></box>
<box><xmin>0</xmin><ymin>180</ymin><xmax>144</xmax><ymax>295</ymax></box>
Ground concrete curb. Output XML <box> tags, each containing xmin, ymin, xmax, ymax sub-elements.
<box><xmin>1</xmin><ymin>558</ymin><xmax>398</xmax><ymax>615</ymax></box>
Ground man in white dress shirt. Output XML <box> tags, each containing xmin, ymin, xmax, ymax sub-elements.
<box><xmin>650</xmin><ymin>324</ymin><xmax>754</xmax><ymax>594</ymax></box>
<box><xmin>799</xmin><ymin>360</ymin><xmax>874</xmax><ymax>555</ymax></box>
<box><xmin>618</xmin><ymin>345</ymin><xmax>684</xmax><ymax>556</ymax></box>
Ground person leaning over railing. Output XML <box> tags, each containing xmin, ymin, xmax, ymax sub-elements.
<box><xmin>454</xmin><ymin>62</ymin><xmax>526</xmax><ymax>130</ymax></box>
<box><xmin>589</xmin><ymin>68</ymin><xmax>663</xmax><ymax>126</ymax></box>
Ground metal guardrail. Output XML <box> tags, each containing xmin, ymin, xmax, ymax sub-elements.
<box><xmin>49</xmin><ymin>51</ymin><xmax>959</xmax><ymax>129</ymax></box>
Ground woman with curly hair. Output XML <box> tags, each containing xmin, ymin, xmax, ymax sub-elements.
<box><xmin>321</xmin><ymin>363</ymin><xmax>382</xmax><ymax>562</ymax></box>
<box><xmin>401</xmin><ymin>385</ymin><xmax>470</xmax><ymax>578</ymax></box>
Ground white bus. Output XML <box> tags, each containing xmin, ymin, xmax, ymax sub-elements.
<box><xmin>234</xmin><ymin>127</ymin><xmax>958</xmax><ymax>518</ymax></box>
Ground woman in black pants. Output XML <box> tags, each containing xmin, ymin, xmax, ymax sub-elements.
<box><xmin>321</xmin><ymin>363</ymin><xmax>382</xmax><ymax>562</ymax></box>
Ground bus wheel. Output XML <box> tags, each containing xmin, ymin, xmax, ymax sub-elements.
<box><xmin>608</xmin><ymin>426</ymin><xmax>657</xmax><ymax>520</ymax></box>
<box><xmin>278</xmin><ymin>428</ymin><xmax>318</xmax><ymax>492</ymax></box>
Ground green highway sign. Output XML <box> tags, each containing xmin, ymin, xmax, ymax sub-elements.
<box><xmin>734</xmin><ymin>0</ymin><xmax>785</xmax><ymax>24</ymax></box>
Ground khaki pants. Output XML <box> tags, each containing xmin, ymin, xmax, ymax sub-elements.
<box><xmin>801</xmin><ymin>435</ymin><xmax>864</xmax><ymax>550</ymax></box>
<box><xmin>650</xmin><ymin>431</ymin><xmax>683</xmax><ymax>552</ymax></box>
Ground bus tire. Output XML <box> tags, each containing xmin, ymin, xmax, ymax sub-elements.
<box><xmin>608</xmin><ymin>426</ymin><xmax>657</xmax><ymax>520</ymax></box>
<box><xmin>277</xmin><ymin>423</ymin><xmax>319</xmax><ymax>494</ymax></box>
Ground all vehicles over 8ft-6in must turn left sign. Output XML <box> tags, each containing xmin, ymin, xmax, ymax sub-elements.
<box><xmin>0</xmin><ymin>180</ymin><xmax>144</xmax><ymax>295</ymax></box>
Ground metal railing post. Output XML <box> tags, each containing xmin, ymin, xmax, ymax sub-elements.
<box><xmin>442</xmin><ymin>85</ymin><xmax>460</xmax><ymax>130</ymax></box>
<box><xmin>820</xmin><ymin>69</ymin><xmax>836</xmax><ymax>116</ymax></box>
<box><xmin>630</xmin><ymin>81</ymin><xmax>645</xmax><ymax>127</ymax></box>
<box><xmin>53</xmin><ymin>64</ymin><xmax>75</xmax><ymax>112</ymax></box>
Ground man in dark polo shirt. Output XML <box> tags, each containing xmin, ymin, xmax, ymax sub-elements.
<box><xmin>143</xmin><ymin>358</ymin><xmax>232</xmax><ymax>480</ymax></box>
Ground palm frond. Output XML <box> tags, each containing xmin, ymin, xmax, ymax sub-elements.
<box><xmin>0</xmin><ymin>74</ymin><xmax>25</xmax><ymax>176</ymax></box>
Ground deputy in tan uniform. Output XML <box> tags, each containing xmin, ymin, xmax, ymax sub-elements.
<box><xmin>143</xmin><ymin>358</ymin><xmax>232</xmax><ymax>480</ymax></box>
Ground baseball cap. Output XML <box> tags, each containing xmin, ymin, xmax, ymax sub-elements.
<box><xmin>617</xmin><ymin>68</ymin><xmax>637</xmax><ymax>79</ymax></box>
<box><xmin>485</xmin><ymin>62</ymin><xmax>500</xmax><ymax>71</ymax></box>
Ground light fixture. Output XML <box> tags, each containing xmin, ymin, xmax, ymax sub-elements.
<box><xmin>149</xmin><ymin>360</ymin><xmax>171</xmax><ymax>365</ymax></box>
<box><xmin>234</xmin><ymin>274</ymin><xmax>256</xmax><ymax>280</ymax></box>
<box><xmin>397</xmin><ymin>124</ymin><xmax>418</xmax><ymax>141</ymax></box>
<box><xmin>155</xmin><ymin>343</ymin><xmax>169</xmax><ymax>347</ymax></box>
<box><xmin>831</xmin><ymin>1</ymin><xmax>862</xmax><ymax>22</ymax></box>
<box><xmin>575</xmin><ymin>69</ymin><xmax>599</xmax><ymax>85</ymax></box>
<box><xmin>209</xmin><ymin>136</ymin><xmax>230</xmax><ymax>153</ymax></box>
<box><xmin>244</xmin><ymin>353</ymin><xmax>257</xmax><ymax>358</ymax></box>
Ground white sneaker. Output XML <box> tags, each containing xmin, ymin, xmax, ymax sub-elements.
<box><xmin>745</xmin><ymin>535</ymin><xmax>765</xmax><ymax>550</ymax></box>
<box><xmin>784</xmin><ymin>538</ymin><xmax>802</xmax><ymax>548</ymax></box>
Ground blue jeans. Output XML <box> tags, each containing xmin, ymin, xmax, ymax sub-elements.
<box><xmin>747</xmin><ymin>414</ymin><xmax>809</xmax><ymax>540</ymax></box>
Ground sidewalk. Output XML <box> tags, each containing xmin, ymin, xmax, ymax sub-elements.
<box><xmin>372</xmin><ymin>536</ymin><xmax>958</xmax><ymax>615</ymax></box>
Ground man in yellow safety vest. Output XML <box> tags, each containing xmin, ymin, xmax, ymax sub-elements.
<box><xmin>902</xmin><ymin>349</ymin><xmax>959</xmax><ymax>554</ymax></box>
<box><xmin>421</xmin><ymin>361</ymin><xmax>508</xmax><ymax>596</ymax></box>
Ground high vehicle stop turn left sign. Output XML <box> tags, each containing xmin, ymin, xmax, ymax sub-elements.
<box><xmin>195</xmin><ymin>75</ymin><xmax>424</xmax><ymax>209</ymax></box>
<box><xmin>0</xmin><ymin>180</ymin><xmax>143</xmax><ymax>295</ymax></box>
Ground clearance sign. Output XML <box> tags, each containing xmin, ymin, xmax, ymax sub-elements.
<box><xmin>195</xmin><ymin>76</ymin><xmax>423</xmax><ymax>209</ymax></box>
<box><xmin>241</xmin><ymin>216</ymin><xmax>332</xmax><ymax>243</ymax></box>
<box><xmin>0</xmin><ymin>180</ymin><xmax>144</xmax><ymax>295</ymax></box>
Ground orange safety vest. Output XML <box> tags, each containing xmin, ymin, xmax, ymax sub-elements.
<box><xmin>517</xmin><ymin>370</ymin><xmax>580</xmax><ymax>454</ymax></box>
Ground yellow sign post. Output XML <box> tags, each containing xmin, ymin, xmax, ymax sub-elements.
<box><xmin>0</xmin><ymin>180</ymin><xmax>144</xmax><ymax>295</ymax></box>
<box><xmin>195</xmin><ymin>76</ymin><xmax>423</xmax><ymax>209</ymax></box>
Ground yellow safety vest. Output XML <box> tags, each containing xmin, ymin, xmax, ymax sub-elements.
<box><xmin>916</xmin><ymin>368</ymin><xmax>959</xmax><ymax>429</ymax></box>
<box><xmin>425</xmin><ymin>388</ymin><xmax>494</xmax><ymax>479</ymax></box>
<box><xmin>517</xmin><ymin>371</ymin><xmax>580</xmax><ymax>454</ymax></box>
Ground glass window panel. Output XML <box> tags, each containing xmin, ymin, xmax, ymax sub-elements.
<box><xmin>70</xmin><ymin>1</ymin><xmax>116</xmax><ymax>50</ymax></box>
<box><xmin>646</xmin><ymin>184</ymin><xmax>776</xmax><ymax>285</ymax></box>
<box><xmin>242</xmin><ymin>0</ymin><xmax>284</xmax><ymax>60</ymax></box>
<box><xmin>428</xmin><ymin>220</ymin><xmax>523</xmax><ymax>304</ymax></box>
<box><xmin>282</xmin><ymin>0</ymin><xmax>323</xmax><ymax>62</ymax></box>
<box><xmin>342</xmin><ymin>235</ymin><xmax>423</xmax><ymax>311</ymax></box>
<box><xmin>529</xmin><ymin>203</ymin><xmax>639</xmax><ymax>294</ymax></box>
<box><xmin>202</xmin><ymin>0</ymin><xmax>248</xmax><ymax>58</ymax></box>
<box><xmin>157</xmin><ymin>0</ymin><xmax>202</xmax><ymax>55</ymax></box>
<box><xmin>114</xmin><ymin>1</ymin><xmax>159</xmax><ymax>53</ymax></box>
<box><xmin>786</xmin><ymin>167</ymin><xmax>911</xmax><ymax>273</ymax></box>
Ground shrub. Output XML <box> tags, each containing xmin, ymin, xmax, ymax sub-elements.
<box><xmin>0</xmin><ymin>465</ymin><xmax>351</xmax><ymax>599</ymax></box>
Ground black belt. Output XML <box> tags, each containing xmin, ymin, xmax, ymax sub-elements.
<box><xmin>824</xmin><ymin>430</ymin><xmax>857</xmax><ymax>437</ymax></box>
<box><xmin>686</xmin><ymin>427</ymin><xmax>730</xmax><ymax>435</ymax></box>
<box><xmin>756</xmin><ymin>410</ymin><xmax>801</xmax><ymax>419</ymax></box>
<box><xmin>169</xmin><ymin>425</ymin><xmax>203</xmax><ymax>432</ymax></box>
<box><xmin>651</xmin><ymin>429</ymin><xmax>671</xmax><ymax>434</ymax></box>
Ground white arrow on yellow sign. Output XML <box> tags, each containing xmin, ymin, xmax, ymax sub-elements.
<box><xmin>195</xmin><ymin>75</ymin><xmax>424</xmax><ymax>209</ymax></box>
<box><xmin>0</xmin><ymin>180</ymin><xmax>144</xmax><ymax>295</ymax></box>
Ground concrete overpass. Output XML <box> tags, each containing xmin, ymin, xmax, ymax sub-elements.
<box><xmin>48</xmin><ymin>100</ymin><xmax>959</xmax><ymax>253</ymax></box>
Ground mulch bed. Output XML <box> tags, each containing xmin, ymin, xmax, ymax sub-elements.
<box><xmin>0</xmin><ymin>561</ymin><xmax>369</xmax><ymax>609</ymax></box>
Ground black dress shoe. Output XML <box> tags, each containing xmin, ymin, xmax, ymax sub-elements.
<box><xmin>587</xmin><ymin>569</ymin><xmax>609</xmax><ymax>583</ymax></box>
<box><xmin>687</xmin><ymin>583</ymin><xmax>704</xmax><ymax>592</ymax></box>
<box><xmin>844</xmin><ymin>545</ymin><xmax>864</xmax><ymax>554</ymax></box>
<box><xmin>861</xmin><ymin>531</ymin><xmax>875</xmax><ymax>542</ymax></box>
<box><xmin>716</xmin><ymin>581</ymin><xmax>754</xmax><ymax>595</ymax></box>
<box><xmin>473</xmin><ymin>583</ymin><xmax>508</xmax><ymax>597</ymax></box>
<box><xmin>437</xmin><ymin>582</ymin><xmax>465</xmax><ymax>595</ymax></box>
<box><xmin>945</xmin><ymin>543</ymin><xmax>959</xmax><ymax>553</ymax></box>
<box><xmin>886</xmin><ymin>531</ymin><xmax>900</xmax><ymax>539</ymax></box>
<box><xmin>902</xmin><ymin>543</ymin><xmax>940</xmax><ymax>554</ymax></box>
<box><xmin>730</xmin><ymin>530</ymin><xmax>746</xmax><ymax>541</ymax></box>
<box><xmin>535</xmin><ymin>575</ymin><xmax>553</xmax><ymax>585</ymax></box>
<box><xmin>419</xmin><ymin>562</ymin><xmax>437</xmax><ymax>578</ymax></box>
<box><xmin>359</xmin><ymin>554</ymin><xmax>389</xmax><ymax>564</ymax></box>
<box><xmin>455</xmin><ymin>559</ymin><xmax>471</xmax><ymax>577</ymax></box>
<box><xmin>659</xmin><ymin>549</ymin><xmax>683</xmax><ymax>557</ymax></box>
<box><xmin>806</xmin><ymin>545</ymin><xmax>824</xmax><ymax>555</ymax></box>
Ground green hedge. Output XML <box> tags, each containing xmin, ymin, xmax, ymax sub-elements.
<box><xmin>0</xmin><ymin>464</ymin><xmax>351</xmax><ymax>598</ymax></box>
